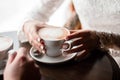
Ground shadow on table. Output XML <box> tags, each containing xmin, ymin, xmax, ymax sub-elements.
<box><xmin>36</xmin><ymin>49</ymin><xmax>117</xmax><ymax>80</ymax></box>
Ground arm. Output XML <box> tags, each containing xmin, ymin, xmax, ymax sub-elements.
<box><xmin>64</xmin><ymin>12</ymin><xmax>82</xmax><ymax>30</ymax></box>
<box><xmin>95</xmin><ymin>31</ymin><xmax>120</xmax><ymax>50</ymax></box>
<box><xmin>4</xmin><ymin>48</ymin><xmax>41</xmax><ymax>80</ymax></box>
<box><xmin>18</xmin><ymin>0</ymin><xmax>64</xmax><ymax>43</ymax></box>
<box><xmin>29</xmin><ymin>0</ymin><xmax>64</xmax><ymax>22</ymax></box>
<box><xmin>18</xmin><ymin>0</ymin><xmax>75</xmax><ymax>52</ymax></box>
<box><xmin>64</xmin><ymin>0</ymin><xmax>81</xmax><ymax>30</ymax></box>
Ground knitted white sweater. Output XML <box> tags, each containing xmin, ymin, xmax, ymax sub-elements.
<box><xmin>73</xmin><ymin>0</ymin><xmax>120</xmax><ymax>66</ymax></box>
<box><xmin>18</xmin><ymin>0</ymin><xmax>120</xmax><ymax>66</ymax></box>
<box><xmin>73</xmin><ymin>0</ymin><xmax>120</xmax><ymax>33</ymax></box>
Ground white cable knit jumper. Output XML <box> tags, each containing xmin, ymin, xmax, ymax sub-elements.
<box><xmin>73</xmin><ymin>0</ymin><xmax>120</xmax><ymax>67</ymax></box>
<box><xmin>18</xmin><ymin>0</ymin><xmax>120</xmax><ymax>67</ymax></box>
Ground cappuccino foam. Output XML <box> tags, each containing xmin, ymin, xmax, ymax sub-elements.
<box><xmin>39</xmin><ymin>27</ymin><xmax>69</xmax><ymax>40</ymax></box>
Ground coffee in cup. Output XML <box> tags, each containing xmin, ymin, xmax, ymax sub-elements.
<box><xmin>38</xmin><ymin>27</ymin><xmax>71</xmax><ymax>57</ymax></box>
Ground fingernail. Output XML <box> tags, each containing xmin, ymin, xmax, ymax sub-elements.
<box><xmin>37</xmin><ymin>38</ymin><xmax>40</xmax><ymax>42</ymax></box>
<box><xmin>40</xmin><ymin>45</ymin><xmax>44</xmax><ymax>50</ymax></box>
<box><xmin>8</xmin><ymin>49</ymin><xmax>16</xmax><ymax>55</ymax></box>
<box><xmin>42</xmin><ymin>51</ymin><xmax>45</xmax><ymax>54</ymax></box>
<box><xmin>42</xmin><ymin>50</ymin><xmax>46</xmax><ymax>54</ymax></box>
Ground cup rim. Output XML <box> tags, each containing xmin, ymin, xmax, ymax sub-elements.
<box><xmin>39</xmin><ymin>27</ymin><xmax>70</xmax><ymax>41</ymax></box>
<box><xmin>0</xmin><ymin>36</ymin><xmax>13</xmax><ymax>52</ymax></box>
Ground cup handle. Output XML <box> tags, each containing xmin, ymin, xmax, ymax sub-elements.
<box><xmin>62</xmin><ymin>40</ymin><xmax>72</xmax><ymax>52</ymax></box>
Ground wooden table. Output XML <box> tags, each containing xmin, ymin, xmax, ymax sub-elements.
<box><xmin>0</xmin><ymin>31</ymin><xmax>120</xmax><ymax>80</ymax></box>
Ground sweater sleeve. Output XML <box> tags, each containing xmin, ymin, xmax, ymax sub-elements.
<box><xmin>17</xmin><ymin>0</ymin><xmax>64</xmax><ymax>43</ymax></box>
<box><xmin>95</xmin><ymin>31</ymin><xmax>120</xmax><ymax>50</ymax></box>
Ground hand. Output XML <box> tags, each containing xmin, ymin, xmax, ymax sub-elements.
<box><xmin>64</xmin><ymin>30</ymin><xmax>100</xmax><ymax>59</ymax></box>
<box><xmin>4</xmin><ymin>47</ymin><xmax>41</xmax><ymax>80</ymax></box>
<box><xmin>23</xmin><ymin>20</ymin><xmax>45</xmax><ymax>52</ymax></box>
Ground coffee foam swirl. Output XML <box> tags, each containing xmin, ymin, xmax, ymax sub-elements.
<box><xmin>39</xmin><ymin>27</ymin><xmax>69</xmax><ymax>40</ymax></box>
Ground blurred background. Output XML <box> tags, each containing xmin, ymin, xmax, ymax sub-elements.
<box><xmin>0</xmin><ymin>0</ymin><xmax>73</xmax><ymax>32</ymax></box>
<box><xmin>0</xmin><ymin>0</ymin><xmax>40</xmax><ymax>32</ymax></box>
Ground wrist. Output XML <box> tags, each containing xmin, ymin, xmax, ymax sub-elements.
<box><xmin>94</xmin><ymin>31</ymin><xmax>107</xmax><ymax>49</ymax></box>
<box><xmin>91</xmin><ymin>31</ymin><xmax>104</xmax><ymax>49</ymax></box>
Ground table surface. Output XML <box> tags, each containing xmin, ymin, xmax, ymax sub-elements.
<box><xmin>0</xmin><ymin>31</ymin><xmax>120</xmax><ymax>80</ymax></box>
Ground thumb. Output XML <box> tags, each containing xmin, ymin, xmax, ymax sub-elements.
<box><xmin>13</xmin><ymin>47</ymin><xmax>28</xmax><ymax>63</ymax></box>
<box><xmin>7</xmin><ymin>50</ymin><xmax>17</xmax><ymax>66</ymax></box>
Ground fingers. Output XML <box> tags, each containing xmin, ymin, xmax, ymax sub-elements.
<box><xmin>6</xmin><ymin>48</ymin><xmax>27</xmax><ymax>66</ymax></box>
<box><xmin>23</xmin><ymin>20</ymin><xmax>46</xmax><ymax>52</ymax></box>
<box><xmin>64</xmin><ymin>44</ymin><xmax>84</xmax><ymax>53</ymax></box>
<box><xmin>64</xmin><ymin>35</ymin><xmax>89</xmax><ymax>51</ymax></box>
<box><xmin>17</xmin><ymin>47</ymin><xmax>27</xmax><ymax>56</ymax></box>
<box><xmin>64</xmin><ymin>38</ymin><xmax>94</xmax><ymax>53</ymax></box>
<box><xmin>64</xmin><ymin>44</ymin><xmax>90</xmax><ymax>61</ymax></box>
<box><xmin>28</xmin><ymin>33</ymin><xmax>42</xmax><ymax>52</ymax></box>
<box><xmin>75</xmin><ymin>50</ymin><xmax>89</xmax><ymax>60</ymax></box>
<box><xmin>67</xmin><ymin>30</ymin><xmax>91</xmax><ymax>40</ymax></box>
<box><xmin>28</xmin><ymin>29</ymin><xmax>46</xmax><ymax>54</ymax></box>
<box><xmin>13</xmin><ymin>47</ymin><xmax>28</xmax><ymax>64</ymax></box>
<box><xmin>7</xmin><ymin>50</ymin><xmax>17</xmax><ymax>65</ymax></box>
<box><xmin>64</xmin><ymin>30</ymin><xmax>98</xmax><ymax>60</ymax></box>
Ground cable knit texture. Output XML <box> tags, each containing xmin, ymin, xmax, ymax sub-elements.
<box><xmin>73</xmin><ymin>0</ymin><xmax>120</xmax><ymax>33</ymax></box>
<box><xmin>73</xmin><ymin>0</ymin><xmax>120</xmax><ymax>67</ymax></box>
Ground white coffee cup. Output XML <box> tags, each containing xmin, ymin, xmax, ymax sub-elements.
<box><xmin>39</xmin><ymin>27</ymin><xmax>71</xmax><ymax>57</ymax></box>
<box><xmin>0</xmin><ymin>36</ymin><xmax>13</xmax><ymax>70</ymax></box>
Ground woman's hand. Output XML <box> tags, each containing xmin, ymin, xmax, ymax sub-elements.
<box><xmin>64</xmin><ymin>29</ymin><xmax>100</xmax><ymax>59</ymax></box>
<box><xmin>23</xmin><ymin>20</ymin><xmax>45</xmax><ymax>52</ymax></box>
<box><xmin>4</xmin><ymin>48</ymin><xmax>41</xmax><ymax>80</ymax></box>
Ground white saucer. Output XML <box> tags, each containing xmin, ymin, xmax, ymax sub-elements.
<box><xmin>30</xmin><ymin>47</ymin><xmax>77</xmax><ymax>64</ymax></box>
